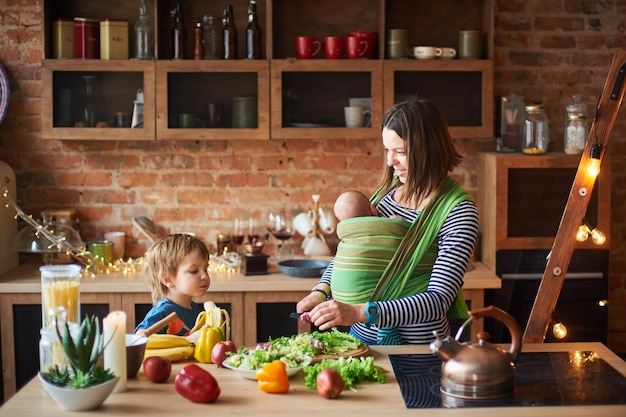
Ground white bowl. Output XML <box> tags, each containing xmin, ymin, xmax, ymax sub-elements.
<box><xmin>222</xmin><ymin>357</ymin><xmax>311</xmax><ymax>380</ymax></box>
<box><xmin>39</xmin><ymin>373</ymin><xmax>119</xmax><ymax>411</ymax></box>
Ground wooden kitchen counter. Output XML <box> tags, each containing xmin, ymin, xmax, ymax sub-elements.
<box><xmin>0</xmin><ymin>343</ymin><xmax>624</xmax><ymax>416</ymax></box>
<box><xmin>0</xmin><ymin>261</ymin><xmax>500</xmax><ymax>401</ymax></box>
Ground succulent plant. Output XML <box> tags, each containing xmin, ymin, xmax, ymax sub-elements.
<box><xmin>41</xmin><ymin>315</ymin><xmax>116</xmax><ymax>388</ymax></box>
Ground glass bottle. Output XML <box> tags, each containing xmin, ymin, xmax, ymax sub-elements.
<box><xmin>134</xmin><ymin>0</ymin><xmax>154</xmax><ymax>60</ymax></box>
<box><xmin>245</xmin><ymin>0</ymin><xmax>261</xmax><ymax>59</ymax></box>
<box><xmin>223</xmin><ymin>4</ymin><xmax>238</xmax><ymax>60</ymax></box>
<box><xmin>171</xmin><ymin>3</ymin><xmax>185</xmax><ymax>59</ymax></box>
<box><xmin>80</xmin><ymin>75</ymin><xmax>96</xmax><ymax>127</ymax></box>
<box><xmin>563</xmin><ymin>95</ymin><xmax>587</xmax><ymax>155</ymax></box>
<box><xmin>522</xmin><ymin>104</ymin><xmax>549</xmax><ymax>155</ymax></box>
<box><xmin>201</xmin><ymin>15</ymin><xmax>221</xmax><ymax>59</ymax></box>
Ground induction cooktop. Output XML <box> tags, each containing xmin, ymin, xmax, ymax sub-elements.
<box><xmin>389</xmin><ymin>351</ymin><xmax>626</xmax><ymax>408</ymax></box>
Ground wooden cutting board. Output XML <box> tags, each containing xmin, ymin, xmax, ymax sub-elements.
<box><xmin>312</xmin><ymin>344</ymin><xmax>371</xmax><ymax>363</ymax></box>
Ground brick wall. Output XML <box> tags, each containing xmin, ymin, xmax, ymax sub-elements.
<box><xmin>0</xmin><ymin>0</ymin><xmax>625</xmax><ymax>351</ymax></box>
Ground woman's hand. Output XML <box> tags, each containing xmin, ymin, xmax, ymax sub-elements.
<box><xmin>308</xmin><ymin>300</ymin><xmax>367</xmax><ymax>331</ymax></box>
<box><xmin>296</xmin><ymin>291</ymin><xmax>325</xmax><ymax>314</ymax></box>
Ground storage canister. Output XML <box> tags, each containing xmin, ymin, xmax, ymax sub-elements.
<box><xmin>52</xmin><ymin>19</ymin><xmax>74</xmax><ymax>59</ymax></box>
<box><xmin>232</xmin><ymin>96</ymin><xmax>258</xmax><ymax>128</ymax></box>
<box><xmin>100</xmin><ymin>19</ymin><xmax>129</xmax><ymax>60</ymax></box>
<box><xmin>522</xmin><ymin>104</ymin><xmax>549</xmax><ymax>154</ymax></box>
<box><xmin>74</xmin><ymin>17</ymin><xmax>100</xmax><ymax>59</ymax></box>
<box><xmin>563</xmin><ymin>95</ymin><xmax>587</xmax><ymax>155</ymax></box>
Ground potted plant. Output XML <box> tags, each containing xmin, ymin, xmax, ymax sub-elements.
<box><xmin>38</xmin><ymin>314</ymin><xmax>119</xmax><ymax>411</ymax></box>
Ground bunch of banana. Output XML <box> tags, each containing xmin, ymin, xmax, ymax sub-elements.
<box><xmin>143</xmin><ymin>334</ymin><xmax>194</xmax><ymax>362</ymax></box>
<box><xmin>190</xmin><ymin>301</ymin><xmax>231</xmax><ymax>340</ymax></box>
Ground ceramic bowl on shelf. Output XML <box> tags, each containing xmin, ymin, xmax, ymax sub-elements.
<box><xmin>38</xmin><ymin>373</ymin><xmax>119</xmax><ymax>411</ymax></box>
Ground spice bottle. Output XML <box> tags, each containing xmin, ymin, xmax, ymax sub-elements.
<box><xmin>222</xmin><ymin>4</ymin><xmax>238</xmax><ymax>60</ymax></box>
<box><xmin>171</xmin><ymin>3</ymin><xmax>185</xmax><ymax>59</ymax></box>
<box><xmin>563</xmin><ymin>95</ymin><xmax>587</xmax><ymax>155</ymax></box>
<box><xmin>194</xmin><ymin>22</ymin><xmax>204</xmax><ymax>60</ymax></box>
<box><xmin>201</xmin><ymin>15</ymin><xmax>221</xmax><ymax>59</ymax></box>
<box><xmin>245</xmin><ymin>0</ymin><xmax>261</xmax><ymax>59</ymax></box>
<box><xmin>134</xmin><ymin>0</ymin><xmax>154</xmax><ymax>59</ymax></box>
<box><xmin>522</xmin><ymin>104</ymin><xmax>549</xmax><ymax>155</ymax></box>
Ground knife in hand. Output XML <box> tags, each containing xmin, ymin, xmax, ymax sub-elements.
<box><xmin>289</xmin><ymin>312</ymin><xmax>302</xmax><ymax>319</ymax></box>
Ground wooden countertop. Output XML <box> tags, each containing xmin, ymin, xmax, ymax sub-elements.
<box><xmin>0</xmin><ymin>343</ymin><xmax>623</xmax><ymax>416</ymax></box>
<box><xmin>0</xmin><ymin>260</ymin><xmax>501</xmax><ymax>293</ymax></box>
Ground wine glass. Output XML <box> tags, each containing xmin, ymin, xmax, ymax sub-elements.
<box><xmin>266</xmin><ymin>209</ymin><xmax>295</xmax><ymax>259</ymax></box>
<box><xmin>231</xmin><ymin>218</ymin><xmax>245</xmax><ymax>253</ymax></box>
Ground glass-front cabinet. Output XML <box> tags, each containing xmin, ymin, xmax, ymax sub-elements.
<box><xmin>41</xmin><ymin>0</ymin><xmax>494</xmax><ymax>141</ymax></box>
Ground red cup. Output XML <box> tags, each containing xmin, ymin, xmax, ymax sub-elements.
<box><xmin>296</xmin><ymin>36</ymin><xmax>321</xmax><ymax>59</ymax></box>
<box><xmin>346</xmin><ymin>36</ymin><xmax>368</xmax><ymax>59</ymax></box>
<box><xmin>349</xmin><ymin>30</ymin><xmax>377</xmax><ymax>59</ymax></box>
<box><xmin>324</xmin><ymin>36</ymin><xmax>344</xmax><ymax>59</ymax></box>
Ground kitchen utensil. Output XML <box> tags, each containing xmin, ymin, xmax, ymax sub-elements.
<box><xmin>277</xmin><ymin>259</ymin><xmax>330</xmax><ymax>278</ymax></box>
<box><xmin>430</xmin><ymin>305</ymin><xmax>522</xmax><ymax>407</ymax></box>
<box><xmin>132</xmin><ymin>216</ymin><xmax>159</xmax><ymax>242</ymax></box>
<box><xmin>289</xmin><ymin>312</ymin><xmax>302</xmax><ymax>319</ymax></box>
<box><xmin>131</xmin><ymin>311</ymin><xmax>178</xmax><ymax>345</ymax></box>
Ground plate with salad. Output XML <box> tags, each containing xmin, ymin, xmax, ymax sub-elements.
<box><xmin>222</xmin><ymin>328</ymin><xmax>371</xmax><ymax>377</ymax></box>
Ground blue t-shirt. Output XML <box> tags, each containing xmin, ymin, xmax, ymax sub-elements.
<box><xmin>135</xmin><ymin>298</ymin><xmax>203</xmax><ymax>336</ymax></box>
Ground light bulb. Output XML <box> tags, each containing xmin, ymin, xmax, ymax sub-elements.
<box><xmin>591</xmin><ymin>228</ymin><xmax>606</xmax><ymax>245</ymax></box>
<box><xmin>576</xmin><ymin>224</ymin><xmax>590</xmax><ymax>242</ymax></box>
<box><xmin>553</xmin><ymin>322</ymin><xmax>568</xmax><ymax>339</ymax></box>
<box><xmin>586</xmin><ymin>158</ymin><xmax>601</xmax><ymax>178</ymax></box>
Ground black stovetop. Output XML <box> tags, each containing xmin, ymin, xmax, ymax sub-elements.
<box><xmin>389</xmin><ymin>351</ymin><xmax>626</xmax><ymax>408</ymax></box>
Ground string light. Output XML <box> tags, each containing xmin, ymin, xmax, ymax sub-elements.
<box><xmin>576</xmin><ymin>218</ymin><xmax>606</xmax><ymax>245</ymax></box>
<box><xmin>586</xmin><ymin>143</ymin><xmax>603</xmax><ymax>178</ymax></box>
<box><xmin>551</xmin><ymin>312</ymin><xmax>568</xmax><ymax>339</ymax></box>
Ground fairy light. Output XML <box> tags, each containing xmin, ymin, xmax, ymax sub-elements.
<box><xmin>576</xmin><ymin>218</ymin><xmax>605</xmax><ymax>246</ymax></box>
<box><xmin>2</xmin><ymin>187</ymin><xmax>143</xmax><ymax>277</ymax></box>
<box><xmin>587</xmin><ymin>143</ymin><xmax>603</xmax><ymax>178</ymax></box>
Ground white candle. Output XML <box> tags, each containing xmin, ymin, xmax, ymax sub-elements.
<box><xmin>103</xmin><ymin>311</ymin><xmax>127</xmax><ymax>392</ymax></box>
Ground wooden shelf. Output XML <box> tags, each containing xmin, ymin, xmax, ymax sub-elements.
<box><xmin>41</xmin><ymin>0</ymin><xmax>494</xmax><ymax>141</ymax></box>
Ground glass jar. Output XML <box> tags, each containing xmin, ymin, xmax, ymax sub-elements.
<box><xmin>134</xmin><ymin>0</ymin><xmax>154</xmax><ymax>60</ymax></box>
<box><xmin>201</xmin><ymin>15</ymin><xmax>221</xmax><ymax>59</ymax></box>
<box><xmin>39</xmin><ymin>308</ymin><xmax>79</xmax><ymax>374</ymax></box>
<box><xmin>522</xmin><ymin>104</ymin><xmax>549</xmax><ymax>154</ymax></box>
<box><xmin>563</xmin><ymin>95</ymin><xmax>587</xmax><ymax>155</ymax></box>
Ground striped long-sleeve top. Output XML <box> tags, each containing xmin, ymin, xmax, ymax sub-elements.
<box><xmin>318</xmin><ymin>188</ymin><xmax>479</xmax><ymax>344</ymax></box>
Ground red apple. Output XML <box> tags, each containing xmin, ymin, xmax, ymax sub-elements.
<box><xmin>211</xmin><ymin>340</ymin><xmax>237</xmax><ymax>367</ymax></box>
<box><xmin>316</xmin><ymin>368</ymin><xmax>345</xmax><ymax>399</ymax></box>
<box><xmin>143</xmin><ymin>356</ymin><xmax>172</xmax><ymax>383</ymax></box>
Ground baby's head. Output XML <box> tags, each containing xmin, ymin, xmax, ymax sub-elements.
<box><xmin>334</xmin><ymin>190</ymin><xmax>378</xmax><ymax>221</ymax></box>
<box><xmin>143</xmin><ymin>233</ymin><xmax>210</xmax><ymax>303</ymax></box>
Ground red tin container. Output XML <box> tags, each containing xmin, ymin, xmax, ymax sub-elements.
<box><xmin>74</xmin><ymin>17</ymin><xmax>100</xmax><ymax>59</ymax></box>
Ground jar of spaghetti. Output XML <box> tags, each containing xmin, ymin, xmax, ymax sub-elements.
<box><xmin>40</xmin><ymin>264</ymin><xmax>82</xmax><ymax>327</ymax></box>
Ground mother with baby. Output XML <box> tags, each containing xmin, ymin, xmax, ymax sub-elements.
<box><xmin>296</xmin><ymin>97</ymin><xmax>479</xmax><ymax>345</ymax></box>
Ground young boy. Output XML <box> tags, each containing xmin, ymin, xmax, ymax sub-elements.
<box><xmin>135</xmin><ymin>233</ymin><xmax>210</xmax><ymax>343</ymax></box>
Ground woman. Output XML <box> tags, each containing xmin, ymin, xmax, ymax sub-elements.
<box><xmin>296</xmin><ymin>97</ymin><xmax>479</xmax><ymax>344</ymax></box>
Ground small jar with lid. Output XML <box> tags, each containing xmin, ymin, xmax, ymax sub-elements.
<box><xmin>563</xmin><ymin>95</ymin><xmax>587</xmax><ymax>155</ymax></box>
<box><xmin>522</xmin><ymin>104</ymin><xmax>549</xmax><ymax>154</ymax></box>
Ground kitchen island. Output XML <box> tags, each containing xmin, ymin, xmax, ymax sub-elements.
<box><xmin>0</xmin><ymin>343</ymin><xmax>624</xmax><ymax>416</ymax></box>
<box><xmin>0</xmin><ymin>260</ymin><xmax>500</xmax><ymax>400</ymax></box>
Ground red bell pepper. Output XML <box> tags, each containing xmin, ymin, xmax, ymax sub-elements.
<box><xmin>174</xmin><ymin>364</ymin><xmax>221</xmax><ymax>403</ymax></box>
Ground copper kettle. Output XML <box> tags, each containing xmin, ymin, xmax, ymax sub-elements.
<box><xmin>429</xmin><ymin>306</ymin><xmax>522</xmax><ymax>406</ymax></box>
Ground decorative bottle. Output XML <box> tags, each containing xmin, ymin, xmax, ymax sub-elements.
<box><xmin>171</xmin><ymin>3</ymin><xmax>185</xmax><ymax>59</ymax></box>
<box><xmin>245</xmin><ymin>0</ymin><xmax>261</xmax><ymax>59</ymax></box>
<box><xmin>201</xmin><ymin>15</ymin><xmax>221</xmax><ymax>59</ymax></box>
<box><xmin>133</xmin><ymin>0</ymin><xmax>154</xmax><ymax>60</ymax></box>
<box><xmin>223</xmin><ymin>4</ymin><xmax>238</xmax><ymax>60</ymax></box>
<box><xmin>563</xmin><ymin>95</ymin><xmax>587</xmax><ymax>155</ymax></box>
<box><xmin>80</xmin><ymin>75</ymin><xmax>96</xmax><ymax>127</ymax></box>
<box><xmin>194</xmin><ymin>22</ymin><xmax>204</xmax><ymax>60</ymax></box>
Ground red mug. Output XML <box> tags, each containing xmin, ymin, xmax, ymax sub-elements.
<box><xmin>324</xmin><ymin>36</ymin><xmax>344</xmax><ymax>59</ymax></box>
<box><xmin>296</xmin><ymin>36</ymin><xmax>321</xmax><ymax>59</ymax></box>
<box><xmin>346</xmin><ymin>36</ymin><xmax>368</xmax><ymax>59</ymax></box>
<box><xmin>349</xmin><ymin>30</ymin><xmax>377</xmax><ymax>59</ymax></box>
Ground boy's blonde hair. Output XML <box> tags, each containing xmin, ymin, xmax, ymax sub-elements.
<box><xmin>143</xmin><ymin>234</ymin><xmax>210</xmax><ymax>304</ymax></box>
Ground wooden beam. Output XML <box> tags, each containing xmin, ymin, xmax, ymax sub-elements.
<box><xmin>523</xmin><ymin>49</ymin><xmax>626</xmax><ymax>343</ymax></box>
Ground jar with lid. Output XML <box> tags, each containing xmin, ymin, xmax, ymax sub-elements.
<box><xmin>39</xmin><ymin>307</ymin><xmax>79</xmax><ymax>374</ymax></box>
<box><xmin>563</xmin><ymin>95</ymin><xmax>587</xmax><ymax>155</ymax></box>
<box><xmin>522</xmin><ymin>104</ymin><xmax>549</xmax><ymax>155</ymax></box>
<box><xmin>201</xmin><ymin>15</ymin><xmax>222</xmax><ymax>59</ymax></box>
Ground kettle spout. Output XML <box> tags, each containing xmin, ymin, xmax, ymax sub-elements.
<box><xmin>429</xmin><ymin>331</ymin><xmax>463</xmax><ymax>362</ymax></box>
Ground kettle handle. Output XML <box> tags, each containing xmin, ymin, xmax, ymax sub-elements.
<box><xmin>469</xmin><ymin>305</ymin><xmax>523</xmax><ymax>358</ymax></box>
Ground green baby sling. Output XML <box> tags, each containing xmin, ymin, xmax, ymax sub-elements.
<box><xmin>331</xmin><ymin>177</ymin><xmax>472</xmax><ymax>345</ymax></box>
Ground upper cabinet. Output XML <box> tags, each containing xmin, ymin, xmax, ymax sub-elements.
<box><xmin>40</xmin><ymin>0</ymin><xmax>494</xmax><ymax>141</ymax></box>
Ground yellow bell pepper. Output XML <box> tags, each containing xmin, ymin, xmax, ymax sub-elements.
<box><xmin>193</xmin><ymin>326</ymin><xmax>223</xmax><ymax>363</ymax></box>
<box><xmin>255</xmin><ymin>360</ymin><xmax>289</xmax><ymax>394</ymax></box>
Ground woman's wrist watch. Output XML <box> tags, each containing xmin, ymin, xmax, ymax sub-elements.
<box><xmin>364</xmin><ymin>301</ymin><xmax>380</xmax><ymax>328</ymax></box>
